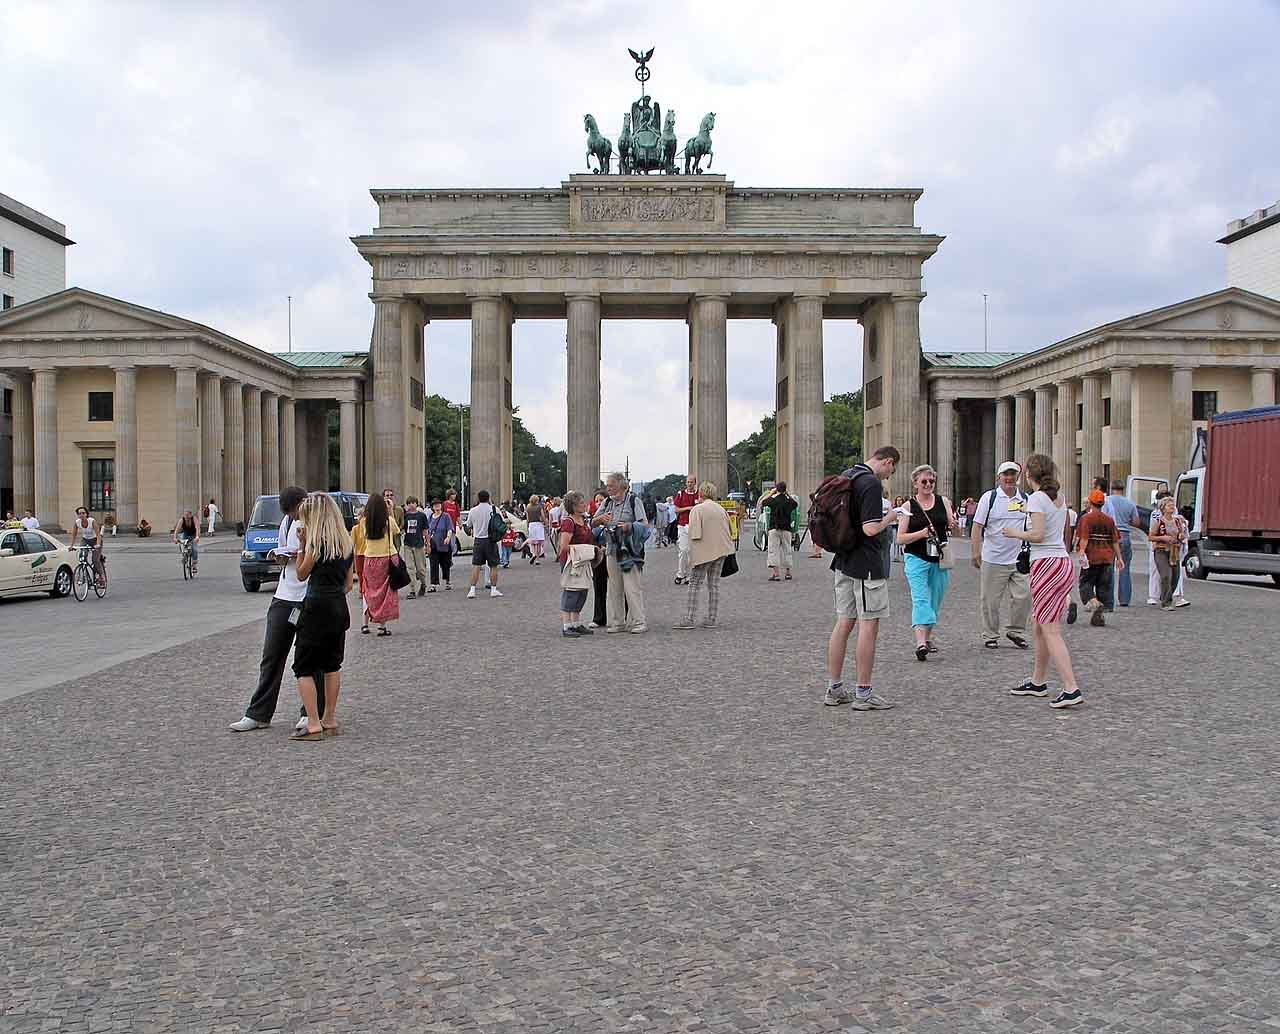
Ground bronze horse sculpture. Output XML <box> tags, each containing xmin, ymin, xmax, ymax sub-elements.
<box><xmin>684</xmin><ymin>112</ymin><xmax>715</xmax><ymax>174</ymax></box>
<box><xmin>583</xmin><ymin>114</ymin><xmax>612</xmax><ymax>174</ymax></box>
<box><xmin>617</xmin><ymin>114</ymin><xmax>633</xmax><ymax>174</ymax></box>
<box><xmin>661</xmin><ymin>110</ymin><xmax>678</xmax><ymax>174</ymax></box>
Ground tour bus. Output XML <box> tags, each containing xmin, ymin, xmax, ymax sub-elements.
<box><xmin>239</xmin><ymin>491</ymin><xmax>368</xmax><ymax>592</ymax></box>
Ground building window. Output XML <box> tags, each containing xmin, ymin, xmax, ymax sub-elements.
<box><xmin>776</xmin><ymin>376</ymin><xmax>789</xmax><ymax>411</ymax></box>
<box><xmin>503</xmin><ymin>378</ymin><xmax>511</xmax><ymax>412</ymax></box>
<box><xmin>2</xmin><ymin>294</ymin><xmax>12</xmax><ymax>310</ymax></box>
<box><xmin>410</xmin><ymin>377</ymin><xmax>424</xmax><ymax>412</ymax></box>
<box><xmin>1102</xmin><ymin>397</ymin><xmax>1112</xmax><ymax>426</ymax></box>
<box><xmin>778</xmin><ymin>326</ymin><xmax>787</xmax><ymax>365</ymax></box>
<box><xmin>88</xmin><ymin>458</ymin><xmax>115</xmax><ymax>511</ymax></box>
<box><xmin>2</xmin><ymin>248</ymin><xmax>13</xmax><ymax>276</ymax></box>
<box><xmin>1076</xmin><ymin>402</ymin><xmax>1084</xmax><ymax>431</ymax></box>
<box><xmin>865</xmin><ymin>376</ymin><xmax>883</xmax><ymax>411</ymax></box>
<box><xmin>1193</xmin><ymin>390</ymin><xmax>1218</xmax><ymax>421</ymax></box>
<box><xmin>88</xmin><ymin>391</ymin><xmax>114</xmax><ymax>422</ymax></box>
<box><xmin>1053</xmin><ymin>407</ymin><xmax>1059</xmax><ymax>435</ymax></box>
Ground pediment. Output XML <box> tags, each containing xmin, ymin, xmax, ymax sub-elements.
<box><xmin>1123</xmin><ymin>289</ymin><xmax>1280</xmax><ymax>336</ymax></box>
<box><xmin>0</xmin><ymin>290</ymin><xmax>191</xmax><ymax>337</ymax></box>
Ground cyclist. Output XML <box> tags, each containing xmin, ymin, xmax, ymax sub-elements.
<box><xmin>171</xmin><ymin>509</ymin><xmax>202</xmax><ymax>574</ymax></box>
<box><xmin>69</xmin><ymin>506</ymin><xmax>106</xmax><ymax>586</ymax></box>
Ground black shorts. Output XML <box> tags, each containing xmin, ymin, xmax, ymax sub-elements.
<box><xmin>472</xmin><ymin>537</ymin><xmax>500</xmax><ymax>567</ymax></box>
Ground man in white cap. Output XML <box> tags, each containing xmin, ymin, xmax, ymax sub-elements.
<box><xmin>969</xmin><ymin>461</ymin><xmax>1031</xmax><ymax>649</ymax></box>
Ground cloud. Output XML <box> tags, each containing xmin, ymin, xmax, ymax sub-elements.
<box><xmin>3</xmin><ymin>0</ymin><xmax>1279</xmax><ymax>480</ymax></box>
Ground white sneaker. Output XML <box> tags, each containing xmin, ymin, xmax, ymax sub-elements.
<box><xmin>489</xmin><ymin>587</ymin><xmax>503</xmax><ymax>597</ymax></box>
<box><xmin>1174</xmin><ymin>598</ymin><xmax>1191</xmax><ymax>608</ymax></box>
<box><xmin>294</xmin><ymin>715</ymin><xmax>309</xmax><ymax>732</ymax></box>
<box><xmin>1146</xmin><ymin>599</ymin><xmax>1158</xmax><ymax>606</ymax></box>
<box><xmin>228</xmin><ymin>716</ymin><xmax>269</xmax><ymax>732</ymax></box>
<box><xmin>466</xmin><ymin>587</ymin><xmax>477</xmax><ymax>599</ymax></box>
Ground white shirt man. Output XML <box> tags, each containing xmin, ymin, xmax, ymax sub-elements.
<box><xmin>969</xmin><ymin>461</ymin><xmax>1031</xmax><ymax>649</ymax></box>
<box><xmin>206</xmin><ymin>499</ymin><xmax>219</xmax><ymax>535</ymax></box>
<box><xmin>20</xmin><ymin>511</ymin><xmax>39</xmax><ymax>531</ymax></box>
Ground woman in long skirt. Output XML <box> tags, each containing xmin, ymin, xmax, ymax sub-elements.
<box><xmin>354</xmin><ymin>492</ymin><xmax>400</xmax><ymax>636</ymax></box>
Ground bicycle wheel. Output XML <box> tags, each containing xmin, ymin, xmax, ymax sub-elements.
<box><xmin>72</xmin><ymin>564</ymin><xmax>90</xmax><ymax>601</ymax></box>
<box><xmin>182</xmin><ymin>553</ymin><xmax>191</xmax><ymax>580</ymax></box>
<box><xmin>93</xmin><ymin>569</ymin><xmax>108</xmax><ymax>598</ymax></box>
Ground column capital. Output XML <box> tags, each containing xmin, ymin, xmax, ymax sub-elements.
<box><xmin>890</xmin><ymin>291</ymin><xmax>927</xmax><ymax>304</ymax></box>
<box><xmin>1014</xmin><ymin>388</ymin><xmax>1034</xmax><ymax>399</ymax></box>
<box><xmin>1172</xmin><ymin>364</ymin><xmax>1196</xmax><ymax>374</ymax></box>
<box><xmin>1080</xmin><ymin>371</ymin><xmax>1103</xmax><ymax>382</ymax></box>
<box><xmin>693</xmin><ymin>292</ymin><xmax>732</xmax><ymax>304</ymax></box>
<box><xmin>466</xmin><ymin>292</ymin><xmax>503</xmax><ymax>303</ymax></box>
<box><xmin>369</xmin><ymin>292</ymin><xmax>405</xmax><ymax>304</ymax></box>
<box><xmin>792</xmin><ymin>291</ymin><xmax>829</xmax><ymax>303</ymax></box>
<box><xmin>110</xmin><ymin>363</ymin><xmax>136</xmax><ymax>375</ymax></box>
<box><xmin>27</xmin><ymin>361</ymin><xmax>57</xmax><ymax>373</ymax></box>
<box><xmin>243</xmin><ymin>383</ymin><xmax>262</xmax><ymax>397</ymax></box>
<box><xmin>1109</xmin><ymin>359</ymin><xmax>1137</xmax><ymax>370</ymax></box>
<box><xmin>565</xmin><ymin>292</ymin><xmax>601</xmax><ymax>303</ymax></box>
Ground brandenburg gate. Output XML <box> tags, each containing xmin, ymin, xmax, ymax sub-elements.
<box><xmin>352</xmin><ymin>175</ymin><xmax>942</xmax><ymax>503</ymax></box>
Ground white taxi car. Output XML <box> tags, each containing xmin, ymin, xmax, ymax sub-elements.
<box><xmin>0</xmin><ymin>526</ymin><xmax>77</xmax><ymax>599</ymax></box>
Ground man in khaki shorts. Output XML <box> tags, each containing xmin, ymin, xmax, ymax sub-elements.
<box><xmin>823</xmin><ymin>446</ymin><xmax>901</xmax><ymax>710</ymax></box>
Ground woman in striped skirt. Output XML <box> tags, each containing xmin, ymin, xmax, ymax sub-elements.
<box><xmin>1001</xmin><ymin>453</ymin><xmax>1083</xmax><ymax>709</ymax></box>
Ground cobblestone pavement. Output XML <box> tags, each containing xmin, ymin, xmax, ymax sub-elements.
<box><xmin>3</xmin><ymin>541</ymin><xmax>1278</xmax><ymax>1033</ymax></box>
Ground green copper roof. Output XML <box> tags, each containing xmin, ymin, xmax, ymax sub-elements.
<box><xmin>923</xmin><ymin>351</ymin><xmax>1023</xmax><ymax>368</ymax></box>
<box><xmin>280</xmin><ymin>351</ymin><xmax>369</xmax><ymax>369</ymax></box>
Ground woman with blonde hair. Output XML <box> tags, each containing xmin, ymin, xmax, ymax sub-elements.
<box><xmin>526</xmin><ymin>494</ymin><xmax>546</xmax><ymax>565</ymax></box>
<box><xmin>353</xmin><ymin>492</ymin><xmax>401</xmax><ymax>636</ymax></box>
<box><xmin>290</xmin><ymin>493</ymin><xmax>355</xmax><ymax>741</ymax></box>
<box><xmin>1149</xmin><ymin>495</ymin><xmax>1188</xmax><ymax>611</ymax></box>
<box><xmin>1001</xmin><ymin>453</ymin><xmax>1083</xmax><ymax>708</ymax></box>
<box><xmin>674</xmin><ymin>481</ymin><xmax>735</xmax><ymax>630</ymax></box>
<box><xmin>896</xmin><ymin>464</ymin><xmax>957</xmax><ymax>661</ymax></box>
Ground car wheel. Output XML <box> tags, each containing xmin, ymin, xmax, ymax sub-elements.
<box><xmin>49</xmin><ymin>565</ymin><xmax>73</xmax><ymax>598</ymax></box>
<box><xmin>242</xmin><ymin>579</ymin><xmax>260</xmax><ymax>593</ymax></box>
<box><xmin>1184</xmin><ymin>549</ymin><xmax>1208</xmax><ymax>580</ymax></box>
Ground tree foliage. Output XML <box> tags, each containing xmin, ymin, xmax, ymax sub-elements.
<box><xmin>727</xmin><ymin>390</ymin><xmax>865</xmax><ymax>492</ymax></box>
<box><xmin>644</xmin><ymin>473</ymin><xmax>687</xmax><ymax>500</ymax></box>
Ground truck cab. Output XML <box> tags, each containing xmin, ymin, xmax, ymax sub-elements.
<box><xmin>239</xmin><ymin>491</ymin><xmax>369</xmax><ymax>592</ymax></box>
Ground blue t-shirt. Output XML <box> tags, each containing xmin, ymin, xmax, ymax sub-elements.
<box><xmin>1102</xmin><ymin>494</ymin><xmax>1139</xmax><ymax>538</ymax></box>
<box><xmin>426</xmin><ymin>513</ymin><xmax>454</xmax><ymax>550</ymax></box>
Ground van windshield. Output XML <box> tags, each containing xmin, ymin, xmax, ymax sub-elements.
<box><xmin>248</xmin><ymin>497</ymin><xmax>284</xmax><ymax>529</ymax></box>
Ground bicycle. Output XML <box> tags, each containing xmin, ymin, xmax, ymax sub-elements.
<box><xmin>73</xmin><ymin>545</ymin><xmax>108</xmax><ymax>601</ymax></box>
<box><xmin>179</xmin><ymin>538</ymin><xmax>197</xmax><ymax>580</ymax></box>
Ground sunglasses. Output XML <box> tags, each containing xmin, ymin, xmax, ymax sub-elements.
<box><xmin>918</xmin><ymin>478</ymin><xmax>936</xmax><ymax>485</ymax></box>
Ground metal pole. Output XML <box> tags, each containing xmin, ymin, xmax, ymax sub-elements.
<box><xmin>288</xmin><ymin>295</ymin><xmax>292</xmax><ymax>353</ymax></box>
<box><xmin>983</xmin><ymin>293</ymin><xmax>988</xmax><ymax>352</ymax></box>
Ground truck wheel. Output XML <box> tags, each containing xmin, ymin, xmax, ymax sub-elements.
<box><xmin>1184</xmin><ymin>550</ymin><xmax>1208</xmax><ymax>580</ymax></box>
<box><xmin>242</xmin><ymin>578</ymin><xmax>260</xmax><ymax>593</ymax></box>
<box><xmin>1272</xmin><ymin>573</ymin><xmax>1280</xmax><ymax>588</ymax></box>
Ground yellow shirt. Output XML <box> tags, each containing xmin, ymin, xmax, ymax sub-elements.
<box><xmin>353</xmin><ymin>517</ymin><xmax>400</xmax><ymax>558</ymax></box>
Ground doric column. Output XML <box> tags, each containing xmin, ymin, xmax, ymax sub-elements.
<box><xmin>340</xmin><ymin>400</ymin><xmax>359</xmax><ymax>491</ymax></box>
<box><xmin>889</xmin><ymin>293</ymin><xmax>925</xmax><ymax>497</ymax></box>
<box><xmin>566</xmin><ymin>293</ymin><xmax>602</xmax><ymax>495</ymax></box>
<box><xmin>689</xmin><ymin>294</ymin><xmax>730</xmax><ymax>494</ymax></box>
<box><xmin>980</xmin><ymin>402</ymin><xmax>996</xmax><ymax>484</ymax></box>
<box><xmin>294</xmin><ymin>401</ymin><xmax>309</xmax><ymax>491</ymax></box>
<box><xmin>1013</xmin><ymin>391</ymin><xmax>1034</xmax><ymax>461</ymax></box>
<box><xmin>1109</xmin><ymin>364</ymin><xmax>1134</xmax><ymax>486</ymax></box>
<box><xmin>469</xmin><ymin>294</ymin><xmax>503</xmax><ymax>498</ymax></box>
<box><xmin>113</xmin><ymin>366</ymin><xmax>139</xmax><ymax>527</ymax></box>
<box><xmin>175</xmin><ymin>365</ymin><xmax>200</xmax><ymax>518</ymax></box>
<box><xmin>307</xmin><ymin>404</ymin><xmax>331</xmax><ymax>490</ymax></box>
<box><xmin>1170</xmin><ymin>366</ymin><xmax>1194</xmax><ymax>481</ymax></box>
<box><xmin>279</xmin><ymin>397</ymin><xmax>296</xmax><ymax>487</ymax></box>
<box><xmin>261</xmin><ymin>392</ymin><xmax>280</xmax><ymax>495</ymax></box>
<box><xmin>1034</xmin><ymin>385</ymin><xmax>1054</xmax><ymax>457</ymax></box>
<box><xmin>789</xmin><ymin>294</ymin><xmax>825</xmax><ymax>509</ymax></box>
<box><xmin>498</xmin><ymin>302</ymin><xmax>514</xmax><ymax>503</ymax></box>
<box><xmin>32</xmin><ymin>368</ymin><xmax>58</xmax><ymax>528</ymax></box>
<box><xmin>371</xmin><ymin>294</ymin><xmax>407</xmax><ymax>494</ymax></box>
<box><xmin>994</xmin><ymin>397</ymin><xmax>1012</xmax><ymax>465</ymax></box>
<box><xmin>1252</xmin><ymin>368</ymin><xmax>1277</xmax><ymax>409</ymax></box>
<box><xmin>200</xmin><ymin>373</ymin><xmax>222</xmax><ymax>517</ymax></box>
<box><xmin>933</xmin><ymin>397</ymin><xmax>955</xmax><ymax>498</ymax></box>
<box><xmin>11</xmin><ymin>373</ymin><xmax>34</xmax><ymax>517</ymax></box>
<box><xmin>243</xmin><ymin>385</ymin><xmax>263</xmax><ymax>517</ymax></box>
<box><xmin>221</xmin><ymin>378</ymin><xmax>245</xmax><ymax>526</ymax></box>
<box><xmin>1054</xmin><ymin>378</ymin><xmax>1078</xmax><ymax>505</ymax></box>
<box><xmin>1080</xmin><ymin>374</ymin><xmax>1103</xmax><ymax>506</ymax></box>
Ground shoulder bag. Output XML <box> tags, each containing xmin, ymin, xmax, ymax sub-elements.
<box><xmin>387</xmin><ymin>550</ymin><xmax>411</xmax><ymax>591</ymax></box>
<box><xmin>720</xmin><ymin>550</ymin><xmax>739</xmax><ymax>578</ymax></box>
<box><xmin>917</xmin><ymin>499</ymin><xmax>954</xmax><ymax>570</ymax></box>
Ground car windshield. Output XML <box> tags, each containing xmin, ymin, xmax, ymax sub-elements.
<box><xmin>248</xmin><ymin>497</ymin><xmax>284</xmax><ymax>529</ymax></box>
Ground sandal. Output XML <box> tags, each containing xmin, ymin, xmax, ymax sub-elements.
<box><xmin>983</xmin><ymin>640</ymin><xmax>1000</xmax><ymax>650</ymax></box>
<box><xmin>361</xmin><ymin>625</ymin><xmax>370</xmax><ymax>635</ymax></box>
<box><xmin>915</xmin><ymin>644</ymin><xmax>929</xmax><ymax>662</ymax></box>
<box><xmin>768</xmin><ymin>574</ymin><xmax>781</xmax><ymax>582</ymax></box>
<box><xmin>290</xmin><ymin>727</ymin><xmax>323</xmax><ymax>741</ymax></box>
<box><xmin>321</xmin><ymin>724</ymin><xmax>341</xmax><ymax>737</ymax></box>
<box><xmin>377</xmin><ymin>627</ymin><xmax>391</xmax><ymax>637</ymax></box>
<box><xmin>784</xmin><ymin>573</ymin><xmax>793</xmax><ymax>581</ymax></box>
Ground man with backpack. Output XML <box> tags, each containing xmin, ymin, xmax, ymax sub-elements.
<box><xmin>464</xmin><ymin>490</ymin><xmax>505</xmax><ymax>598</ymax></box>
<box><xmin>812</xmin><ymin>445</ymin><xmax>900</xmax><ymax>710</ymax></box>
<box><xmin>969</xmin><ymin>461</ymin><xmax>1032</xmax><ymax>649</ymax></box>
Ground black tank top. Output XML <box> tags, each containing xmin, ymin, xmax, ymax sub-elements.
<box><xmin>905</xmin><ymin>496</ymin><xmax>948</xmax><ymax>562</ymax></box>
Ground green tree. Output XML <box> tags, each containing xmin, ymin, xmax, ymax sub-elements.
<box><xmin>645</xmin><ymin>473</ymin><xmax>686</xmax><ymax>500</ymax></box>
<box><xmin>824</xmin><ymin>389</ymin><xmax>864</xmax><ymax>474</ymax></box>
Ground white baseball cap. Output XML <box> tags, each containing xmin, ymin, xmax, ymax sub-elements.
<box><xmin>997</xmin><ymin>461</ymin><xmax>1021</xmax><ymax>475</ymax></box>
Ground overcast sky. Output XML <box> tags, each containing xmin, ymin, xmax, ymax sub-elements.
<box><xmin>5</xmin><ymin>1</ymin><xmax>1278</xmax><ymax>478</ymax></box>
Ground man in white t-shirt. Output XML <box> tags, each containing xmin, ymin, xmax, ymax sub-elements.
<box><xmin>20</xmin><ymin>510</ymin><xmax>39</xmax><ymax>531</ymax></box>
<box><xmin>206</xmin><ymin>498</ymin><xmax>219</xmax><ymax>536</ymax></box>
<box><xmin>230</xmin><ymin>486</ymin><xmax>315</xmax><ymax>732</ymax></box>
<box><xmin>969</xmin><ymin>461</ymin><xmax>1031</xmax><ymax>649</ymax></box>
<box><xmin>464</xmin><ymin>489</ymin><xmax>503</xmax><ymax>599</ymax></box>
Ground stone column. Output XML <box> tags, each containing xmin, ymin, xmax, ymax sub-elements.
<box><xmin>566</xmin><ymin>293</ymin><xmax>602</xmax><ymax>495</ymax></box>
<box><xmin>307</xmin><ymin>404</ymin><xmax>331</xmax><ymax>490</ymax></box>
<box><xmin>175</xmin><ymin>366</ymin><xmax>200</xmax><ymax>518</ymax></box>
<box><xmin>933</xmin><ymin>397</ymin><xmax>955</xmax><ymax>498</ymax></box>
<box><xmin>243</xmin><ymin>385</ymin><xmax>263</xmax><ymax>517</ymax></box>
<box><xmin>294</xmin><ymin>401</ymin><xmax>310</xmax><ymax>491</ymax></box>
<box><xmin>789</xmin><ymin>294</ymin><xmax>825</xmax><ymax>509</ymax></box>
<box><xmin>499</xmin><ymin>302</ymin><xmax>514</xmax><ymax>503</ymax></box>
<box><xmin>688</xmin><ymin>294</ymin><xmax>730</xmax><ymax>494</ymax></box>
<box><xmin>889</xmin><ymin>293</ymin><xmax>925</xmax><ymax>497</ymax></box>
<box><xmin>1170</xmin><ymin>366</ymin><xmax>1194</xmax><ymax>481</ymax></box>
<box><xmin>469</xmin><ymin>294</ymin><xmax>503</xmax><ymax>498</ymax></box>
<box><xmin>200</xmin><ymin>373</ymin><xmax>222</xmax><ymax>517</ymax></box>
<box><xmin>994</xmin><ymin>397</ymin><xmax>1012</xmax><ymax>465</ymax></box>
<box><xmin>340</xmin><ymin>400</ymin><xmax>359</xmax><ymax>491</ymax></box>
<box><xmin>113</xmin><ymin>366</ymin><xmax>139</xmax><ymax>527</ymax></box>
<box><xmin>1109</xmin><ymin>364</ymin><xmax>1134</xmax><ymax>486</ymax></box>
<box><xmin>1252</xmin><ymin>368</ymin><xmax>1277</xmax><ymax>409</ymax></box>
<box><xmin>12</xmin><ymin>373</ymin><xmax>34</xmax><ymax>517</ymax></box>
<box><xmin>1080</xmin><ymin>374</ymin><xmax>1103</xmax><ymax>506</ymax></box>
<box><xmin>279</xmin><ymin>397</ymin><xmax>296</xmax><ymax>487</ymax></box>
<box><xmin>371</xmin><ymin>295</ymin><xmax>407</xmax><ymax>494</ymax></box>
<box><xmin>980</xmin><ymin>402</ymin><xmax>996</xmax><ymax>484</ymax></box>
<box><xmin>1013</xmin><ymin>391</ymin><xmax>1033</xmax><ymax>461</ymax></box>
<box><xmin>32</xmin><ymin>367</ymin><xmax>59</xmax><ymax>530</ymax></box>
<box><xmin>261</xmin><ymin>392</ymin><xmax>280</xmax><ymax>495</ymax></box>
<box><xmin>1054</xmin><ymin>378</ymin><xmax>1078</xmax><ymax>506</ymax></box>
<box><xmin>1034</xmin><ymin>385</ymin><xmax>1054</xmax><ymax>457</ymax></box>
<box><xmin>221</xmin><ymin>378</ymin><xmax>245</xmax><ymax>526</ymax></box>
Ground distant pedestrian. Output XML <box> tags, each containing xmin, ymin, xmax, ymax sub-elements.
<box><xmin>1147</xmin><ymin>491</ymin><xmax>1190</xmax><ymax>608</ymax></box>
<box><xmin>1150</xmin><ymin>496</ymin><xmax>1188</xmax><ymax>611</ymax></box>
<box><xmin>20</xmin><ymin>509</ymin><xmax>39</xmax><ymax>531</ymax></box>
<box><xmin>970</xmin><ymin>461</ymin><xmax>1031</xmax><ymax>650</ymax></box>
<box><xmin>426</xmin><ymin>499</ymin><xmax>454</xmax><ymax>591</ymax></box>
<box><xmin>672</xmin><ymin>474</ymin><xmax>699</xmax><ymax>585</ymax></box>
<box><xmin>589</xmin><ymin>490</ymin><xmax>610</xmax><ymax>628</ymax></box>
<box><xmin>443</xmin><ymin>489</ymin><xmax>462</xmax><ymax>554</ymax></box>
<box><xmin>464</xmin><ymin>490</ymin><xmax>504</xmax><ymax>598</ymax></box>
<box><xmin>823</xmin><ymin>446</ymin><xmax>899</xmax><ymax>709</ymax></box>
<box><xmin>1002</xmin><ymin>453</ymin><xmax>1083</xmax><ymax>708</ymax></box>
<box><xmin>761</xmin><ymin>482</ymin><xmax>799</xmax><ymax>581</ymax></box>
<box><xmin>289</xmin><ymin>492</ymin><xmax>354</xmax><ymax>741</ymax></box>
<box><xmin>897</xmin><ymin>464</ymin><xmax>957</xmax><ymax>662</ymax></box>
<box><xmin>401</xmin><ymin>496</ymin><xmax>429</xmax><ymax>598</ymax></box>
<box><xmin>70</xmin><ymin>506</ymin><xmax>108</xmax><ymax>586</ymax></box>
<box><xmin>654</xmin><ymin>493</ymin><xmax>670</xmax><ymax>546</ymax></box>
<box><xmin>526</xmin><ymin>494</ymin><xmax>546</xmax><ymax>565</ymax></box>
<box><xmin>383</xmin><ymin>489</ymin><xmax>405</xmax><ymax>553</ymax></box>
<box><xmin>674</xmin><ymin>480</ymin><xmax>735</xmax><ymax>629</ymax></box>
<box><xmin>1075</xmin><ymin>489</ymin><xmax>1123</xmax><ymax>624</ymax></box>
<box><xmin>592</xmin><ymin>472</ymin><xmax>649</xmax><ymax>633</ymax></box>
<box><xmin>206</xmin><ymin>498</ymin><xmax>218</xmax><ymax>536</ymax></box>
<box><xmin>354</xmin><ymin>492</ymin><xmax>401</xmax><ymax>635</ymax></box>
<box><xmin>1102</xmin><ymin>480</ymin><xmax>1143</xmax><ymax>606</ymax></box>
<box><xmin>556</xmin><ymin>490</ymin><xmax>597</xmax><ymax>637</ymax></box>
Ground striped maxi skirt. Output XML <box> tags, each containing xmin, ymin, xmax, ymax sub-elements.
<box><xmin>1030</xmin><ymin>556</ymin><xmax>1074</xmax><ymax>625</ymax></box>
